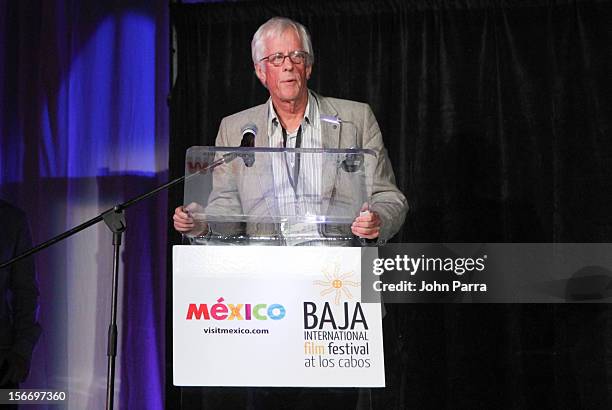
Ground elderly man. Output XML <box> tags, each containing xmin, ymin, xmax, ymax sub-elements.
<box><xmin>174</xmin><ymin>16</ymin><xmax>407</xmax><ymax>244</ymax></box>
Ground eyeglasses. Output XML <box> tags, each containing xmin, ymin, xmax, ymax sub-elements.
<box><xmin>259</xmin><ymin>50</ymin><xmax>309</xmax><ymax>67</ymax></box>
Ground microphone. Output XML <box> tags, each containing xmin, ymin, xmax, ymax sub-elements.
<box><xmin>319</xmin><ymin>116</ymin><xmax>363</xmax><ymax>173</ymax></box>
<box><xmin>223</xmin><ymin>123</ymin><xmax>257</xmax><ymax>167</ymax></box>
<box><xmin>241</xmin><ymin>123</ymin><xmax>257</xmax><ymax>147</ymax></box>
<box><xmin>240</xmin><ymin>123</ymin><xmax>257</xmax><ymax>167</ymax></box>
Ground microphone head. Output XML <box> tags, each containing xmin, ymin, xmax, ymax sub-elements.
<box><xmin>239</xmin><ymin>123</ymin><xmax>257</xmax><ymax>167</ymax></box>
<box><xmin>240</xmin><ymin>123</ymin><xmax>257</xmax><ymax>147</ymax></box>
<box><xmin>241</xmin><ymin>123</ymin><xmax>258</xmax><ymax>137</ymax></box>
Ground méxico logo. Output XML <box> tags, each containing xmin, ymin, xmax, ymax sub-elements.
<box><xmin>186</xmin><ymin>297</ymin><xmax>286</xmax><ymax>321</ymax></box>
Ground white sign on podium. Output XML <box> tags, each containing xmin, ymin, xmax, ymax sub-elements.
<box><xmin>173</xmin><ymin>246</ymin><xmax>385</xmax><ymax>387</ymax></box>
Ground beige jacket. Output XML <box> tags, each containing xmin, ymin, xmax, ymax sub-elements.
<box><xmin>205</xmin><ymin>92</ymin><xmax>408</xmax><ymax>244</ymax></box>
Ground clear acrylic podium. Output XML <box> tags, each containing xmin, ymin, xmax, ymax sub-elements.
<box><xmin>182</xmin><ymin>146</ymin><xmax>376</xmax><ymax>246</ymax></box>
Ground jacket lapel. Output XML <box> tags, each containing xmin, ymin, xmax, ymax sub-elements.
<box><xmin>316</xmin><ymin>93</ymin><xmax>341</xmax><ymax>149</ymax></box>
<box><xmin>315</xmin><ymin>94</ymin><xmax>341</xmax><ymax>217</ymax></box>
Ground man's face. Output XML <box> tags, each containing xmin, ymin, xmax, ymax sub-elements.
<box><xmin>255</xmin><ymin>29</ymin><xmax>312</xmax><ymax>106</ymax></box>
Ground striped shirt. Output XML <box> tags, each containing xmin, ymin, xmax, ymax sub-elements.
<box><xmin>267</xmin><ymin>92</ymin><xmax>323</xmax><ymax>244</ymax></box>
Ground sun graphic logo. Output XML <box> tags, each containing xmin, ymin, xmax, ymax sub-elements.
<box><xmin>313</xmin><ymin>262</ymin><xmax>360</xmax><ymax>305</ymax></box>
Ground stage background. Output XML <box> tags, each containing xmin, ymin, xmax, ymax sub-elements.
<box><xmin>168</xmin><ymin>0</ymin><xmax>612</xmax><ymax>409</ymax></box>
<box><xmin>1</xmin><ymin>1</ymin><xmax>168</xmax><ymax>409</ymax></box>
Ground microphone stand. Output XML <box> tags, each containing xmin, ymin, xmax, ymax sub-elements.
<box><xmin>0</xmin><ymin>156</ymin><xmax>227</xmax><ymax>410</ymax></box>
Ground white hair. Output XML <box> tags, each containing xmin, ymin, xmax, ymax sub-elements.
<box><xmin>251</xmin><ymin>17</ymin><xmax>314</xmax><ymax>67</ymax></box>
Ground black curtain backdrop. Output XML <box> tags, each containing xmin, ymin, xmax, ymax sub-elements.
<box><xmin>168</xmin><ymin>1</ymin><xmax>612</xmax><ymax>409</ymax></box>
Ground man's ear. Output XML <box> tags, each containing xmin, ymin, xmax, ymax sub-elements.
<box><xmin>306</xmin><ymin>64</ymin><xmax>312</xmax><ymax>80</ymax></box>
<box><xmin>255</xmin><ymin>63</ymin><xmax>267</xmax><ymax>87</ymax></box>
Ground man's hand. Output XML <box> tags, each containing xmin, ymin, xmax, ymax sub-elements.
<box><xmin>173</xmin><ymin>203</ymin><xmax>207</xmax><ymax>236</ymax></box>
<box><xmin>173</xmin><ymin>205</ymin><xmax>196</xmax><ymax>233</ymax></box>
<box><xmin>351</xmin><ymin>205</ymin><xmax>381</xmax><ymax>239</ymax></box>
<box><xmin>0</xmin><ymin>352</ymin><xmax>30</xmax><ymax>385</ymax></box>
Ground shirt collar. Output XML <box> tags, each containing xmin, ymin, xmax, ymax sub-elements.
<box><xmin>267</xmin><ymin>91</ymin><xmax>317</xmax><ymax>133</ymax></box>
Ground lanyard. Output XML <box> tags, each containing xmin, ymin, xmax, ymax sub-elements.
<box><xmin>282</xmin><ymin>126</ymin><xmax>302</xmax><ymax>192</ymax></box>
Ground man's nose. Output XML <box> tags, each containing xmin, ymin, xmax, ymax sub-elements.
<box><xmin>282</xmin><ymin>56</ymin><xmax>294</xmax><ymax>70</ymax></box>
